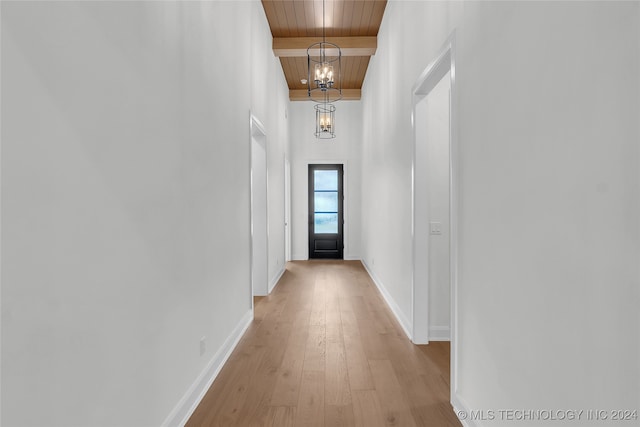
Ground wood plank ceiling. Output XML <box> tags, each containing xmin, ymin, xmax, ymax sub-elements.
<box><xmin>261</xmin><ymin>0</ymin><xmax>388</xmax><ymax>101</ymax></box>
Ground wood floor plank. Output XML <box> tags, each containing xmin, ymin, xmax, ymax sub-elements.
<box><xmin>368</xmin><ymin>308</ymin><xmax>398</xmax><ymax>335</ymax></box>
<box><xmin>294</xmin><ymin>370</ymin><xmax>325</xmax><ymax>427</ymax></box>
<box><xmin>352</xmin><ymin>390</ymin><xmax>387</xmax><ymax>427</ymax></box>
<box><xmin>350</xmin><ymin>295</ymin><xmax>370</xmax><ymax>321</ymax></box>
<box><xmin>302</xmin><ymin>324</ymin><xmax>326</xmax><ymax>371</ymax></box>
<box><xmin>357</xmin><ymin>323</ymin><xmax>389</xmax><ymax>360</ymax></box>
<box><xmin>343</xmin><ymin>328</ymin><xmax>374</xmax><ymax>390</ymax></box>
<box><xmin>264</xmin><ymin>406</ymin><xmax>296</xmax><ymax>427</ymax></box>
<box><xmin>326</xmin><ymin>404</ymin><xmax>356</xmax><ymax>427</ymax></box>
<box><xmin>269</xmin><ymin>358</ymin><xmax>304</xmax><ymax>406</ymax></box>
<box><xmin>186</xmin><ymin>261</ymin><xmax>460</xmax><ymax>427</ymax></box>
<box><xmin>233</xmin><ymin>368</ymin><xmax>279</xmax><ymax>427</ymax></box>
<box><xmin>368</xmin><ymin>359</ymin><xmax>419</xmax><ymax>427</ymax></box>
<box><xmin>410</xmin><ymin>402</ymin><xmax>464</xmax><ymax>427</ymax></box>
<box><xmin>384</xmin><ymin>334</ymin><xmax>437</xmax><ymax>378</ymax></box>
<box><xmin>417</xmin><ymin>341</ymin><xmax>451</xmax><ymax>378</ymax></box>
<box><xmin>339</xmin><ymin>304</ymin><xmax>359</xmax><ymax>335</ymax></box>
<box><xmin>339</xmin><ymin>300</ymin><xmax>375</xmax><ymax>390</ymax></box>
<box><xmin>421</xmin><ymin>373</ymin><xmax>453</xmax><ymax>405</ymax></box>
<box><xmin>403</xmin><ymin>371</ymin><xmax>436</xmax><ymax>403</ymax></box>
<box><xmin>326</xmin><ymin>319</ymin><xmax>342</xmax><ymax>344</ymax></box>
<box><xmin>270</xmin><ymin>311</ymin><xmax>309</xmax><ymax>405</ymax></box>
<box><xmin>325</xmin><ymin>340</ymin><xmax>351</xmax><ymax>405</ymax></box>
<box><xmin>309</xmin><ymin>284</ymin><xmax>327</xmax><ymax>322</ymax></box>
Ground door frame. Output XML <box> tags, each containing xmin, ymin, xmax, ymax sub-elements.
<box><xmin>306</xmin><ymin>159</ymin><xmax>349</xmax><ymax>260</ymax></box>
<box><xmin>284</xmin><ymin>156</ymin><xmax>291</xmax><ymax>262</ymax></box>
<box><xmin>308</xmin><ymin>163</ymin><xmax>344</xmax><ymax>259</ymax></box>
<box><xmin>411</xmin><ymin>32</ymin><xmax>460</xmax><ymax>404</ymax></box>
<box><xmin>250</xmin><ymin>114</ymin><xmax>269</xmax><ymax>304</ymax></box>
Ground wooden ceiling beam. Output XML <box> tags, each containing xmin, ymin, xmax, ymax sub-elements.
<box><xmin>289</xmin><ymin>89</ymin><xmax>361</xmax><ymax>101</ymax></box>
<box><xmin>273</xmin><ymin>36</ymin><xmax>377</xmax><ymax>57</ymax></box>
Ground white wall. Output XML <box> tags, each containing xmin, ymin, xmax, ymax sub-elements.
<box><xmin>250</xmin><ymin>3</ymin><xmax>290</xmax><ymax>289</ymax></box>
<box><xmin>1</xmin><ymin>1</ymin><xmax>288</xmax><ymax>426</ymax></box>
<box><xmin>362</xmin><ymin>1</ymin><xmax>639</xmax><ymax>425</ymax></box>
<box><xmin>362</xmin><ymin>0</ymin><xmax>463</xmax><ymax>339</ymax></box>
<box><xmin>289</xmin><ymin>100</ymin><xmax>362</xmax><ymax>260</ymax></box>
<box><xmin>457</xmin><ymin>3</ymin><xmax>639</xmax><ymax>422</ymax></box>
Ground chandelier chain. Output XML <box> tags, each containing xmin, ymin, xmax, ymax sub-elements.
<box><xmin>322</xmin><ymin>0</ymin><xmax>326</xmax><ymax>61</ymax></box>
<box><xmin>307</xmin><ymin>0</ymin><xmax>341</xmax><ymax>105</ymax></box>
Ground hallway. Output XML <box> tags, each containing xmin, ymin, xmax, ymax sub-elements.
<box><xmin>186</xmin><ymin>261</ymin><xmax>460</xmax><ymax>427</ymax></box>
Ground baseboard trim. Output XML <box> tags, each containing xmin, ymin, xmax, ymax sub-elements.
<box><xmin>452</xmin><ymin>393</ymin><xmax>481</xmax><ymax>427</ymax></box>
<box><xmin>360</xmin><ymin>260</ymin><xmax>413</xmax><ymax>340</ymax></box>
<box><xmin>162</xmin><ymin>309</ymin><xmax>253</xmax><ymax>427</ymax></box>
<box><xmin>344</xmin><ymin>255</ymin><xmax>361</xmax><ymax>261</ymax></box>
<box><xmin>268</xmin><ymin>266</ymin><xmax>285</xmax><ymax>293</ymax></box>
<box><xmin>292</xmin><ymin>254</ymin><xmax>307</xmax><ymax>261</ymax></box>
<box><xmin>429</xmin><ymin>326</ymin><xmax>451</xmax><ymax>341</ymax></box>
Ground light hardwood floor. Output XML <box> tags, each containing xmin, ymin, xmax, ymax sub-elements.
<box><xmin>186</xmin><ymin>260</ymin><xmax>461</xmax><ymax>427</ymax></box>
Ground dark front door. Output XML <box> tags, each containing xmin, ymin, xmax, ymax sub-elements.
<box><xmin>308</xmin><ymin>164</ymin><xmax>344</xmax><ymax>259</ymax></box>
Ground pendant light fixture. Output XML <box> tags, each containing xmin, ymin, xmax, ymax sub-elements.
<box><xmin>307</xmin><ymin>0</ymin><xmax>342</xmax><ymax>103</ymax></box>
<box><xmin>314</xmin><ymin>96</ymin><xmax>336</xmax><ymax>139</ymax></box>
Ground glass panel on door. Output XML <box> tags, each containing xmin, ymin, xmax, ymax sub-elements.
<box><xmin>313</xmin><ymin>169</ymin><xmax>339</xmax><ymax>234</ymax></box>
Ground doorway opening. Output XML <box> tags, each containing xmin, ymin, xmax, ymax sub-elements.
<box><xmin>308</xmin><ymin>164</ymin><xmax>344</xmax><ymax>259</ymax></box>
<box><xmin>250</xmin><ymin>115</ymin><xmax>268</xmax><ymax>299</ymax></box>
<box><xmin>284</xmin><ymin>157</ymin><xmax>291</xmax><ymax>262</ymax></box>
<box><xmin>413</xmin><ymin>68</ymin><xmax>451</xmax><ymax>344</ymax></box>
<box><xmin>411</xmin><ymin>33</ymin><xmax>460</xmax><ymax>406</ymax></box>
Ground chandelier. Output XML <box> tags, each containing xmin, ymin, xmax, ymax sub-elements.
<box><xmin>307</xmin><ymin>0</ymin><xmax>342</xmax><ymax>103</ymax></box>
<box><xmin>314</xmin><ymin>100</ymin><xmax>336</xmax><ymax>139</ymax></box>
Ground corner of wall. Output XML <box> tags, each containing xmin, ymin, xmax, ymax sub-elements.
<box><xmin>360</xmin><ymin>260</ymin><xmax>413</xmax><ymax>340</ymax></box>
<box><xmin>268</xmin><ymin>266</ymin><xmax>286</xmax><ymax>293</ymax></box>
<box><xmin>451</xmin><ymin>394</ymin><xmax>482</xmax><ymax>427</ymax></box>
<box><xmin>161</xmin><ymin>309</ymin><xmax>253</xmax><ymax>427</ymax></box>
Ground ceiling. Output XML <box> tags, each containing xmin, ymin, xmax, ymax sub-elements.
<box><xmin>261</xmin><ymin>0</ymin><xmax>388</xmax><ymax>101</ymax></box>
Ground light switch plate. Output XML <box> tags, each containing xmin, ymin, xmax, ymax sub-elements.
<box><xmin>430</xmin><ymin>221</ymin><xmax>442</xmax><ymax>235</ymax></box>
